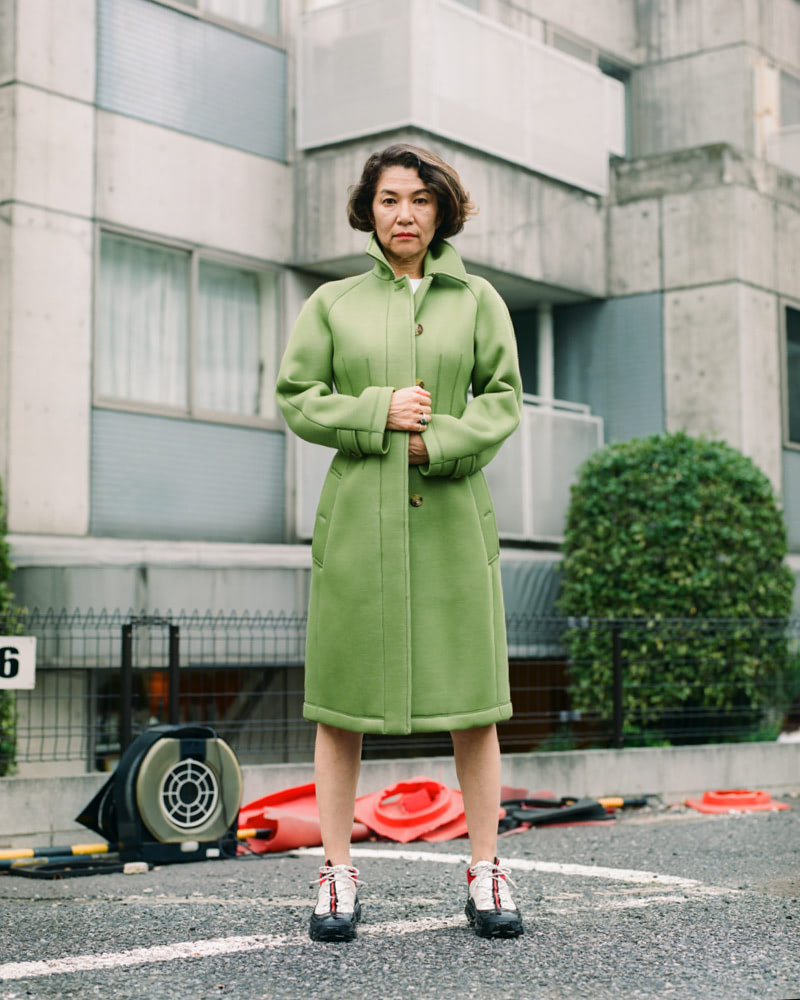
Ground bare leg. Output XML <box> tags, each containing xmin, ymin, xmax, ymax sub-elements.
<box><xmin>314</xmin><ymin>722</ymin><xmax>363</xmax><ymax>865</ymax></box>
<box><xmin>451</xmin><ymin>723</ymin><xmax>501</xmax><ymax>865</ymax></box>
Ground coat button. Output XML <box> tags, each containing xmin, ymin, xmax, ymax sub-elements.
<box><xmin>409</xmin><ymin>494</ymin><xmax>423</xmax><ymax>508</ymax></box>
<box><xmin>415</xmin><ymin>379</ymin><xmax>425</xmax><ymax>388</ymax></box>
<box><xmin>415</xmin><ymin>323</ymin><xmax>423</xmax><ymax>336</ymax></box>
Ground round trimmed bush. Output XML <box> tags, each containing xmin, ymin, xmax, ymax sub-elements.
<box><xmin>559</xmin><ymin>431</ymin><xmax>796</xmax><ymax>742</ymax></box>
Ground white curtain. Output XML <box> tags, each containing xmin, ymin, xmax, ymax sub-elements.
<box><xmin>202</xmin><ymin>0</ymin><xmax>279</xmax><ymax>35</ymax></box>
<box><xmin>196</xmin><ymin>261</ymin><xmax>266</xmax><ymax>416</ymax></box>
<box><xmin>97</xmin><ymin>235</ymin><xmax>189</xmax><ymax>407</ymax></box>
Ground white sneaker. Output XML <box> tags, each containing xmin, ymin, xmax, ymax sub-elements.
<box><xmin>465</xmin><ymin>857</ymin><xmax>524</xmax><ymax>938</ymax></box>
<box><xmin>309</xmin><ymin>861</ymin><xmax>363</xmax><ymax>942</ymax></box>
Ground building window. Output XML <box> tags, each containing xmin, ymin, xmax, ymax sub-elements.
<box><xmin>92</xmin><ymin>232</ymin><xmax>285</xmax><ymax>544</ymax></box>
<box><xmin>781</xmin><ymin>71</ymin><xmax>800</xmax><ymax>128</ymax></box>
<box><xmin>96</xmin><ymin>232</ymin><xmax>280</xmax><ymax>424</ymax></box>
<box><xmin>199</xmin><ymin>0</ymin><xmax>280</xmax><ymax>37</ymax></box>
<box><xmin>786</xmin><ymin>306</ymin><xmax>800</xmax><ymax>444</ymax></box>
<box><xmin>97</xmin><ymin>0</ymin><xmax>287</xmax><ymax>161</ymax></box>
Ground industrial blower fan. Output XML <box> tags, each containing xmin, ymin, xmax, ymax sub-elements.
<box><xmin>76</xmin><ymin>725</ymin><xmax>243</xmax><ymax>864</ymax></box>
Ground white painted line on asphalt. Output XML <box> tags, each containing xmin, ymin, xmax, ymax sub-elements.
<box><xmin>300</xmin><ymin>846</ymin><xmax>706</xmax><ymax>891</ymax></box>
<box><xmin>0</xmin><ymin>917</ymin><xmax>464</xmax><ymax>983</ymax></box>
<box><xmin>0</xmin><ymin>935</ymin><xmax>289</xmax><ymax>982</ymax></box>
<box><xmin>0</xmin><ymin>849</ymin><xmax>737</xmax><ymax>982</ymax></box>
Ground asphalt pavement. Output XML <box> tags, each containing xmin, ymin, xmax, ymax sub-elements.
<box><xmin>1</xmin><ymin>800</ymin><xmax>798</xmax><ymax>1000</ymax></box>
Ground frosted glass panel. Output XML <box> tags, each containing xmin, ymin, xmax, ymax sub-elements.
<box><xmin>299</xmin><ymin>0</ymin><xmax>622</xmax><ymax>193</ymax></box>
<box><xmin>484</xmin><ymin>397</ymin><xmax>603</xmax><ymax>542</ymax></box>
<box><xmin>196</xmin><ymin>263</ymin><xmax>279</xmax><ymax>419</ymax></box>
<box><xmin>97</xmin><ymin>234</ymin><xmax>189</xmax><ymax>408</ymax></box>
<box><xmin>767</xmin><ymin>125</ymin><xmax>800</xmax><ymax>176</ymax></box>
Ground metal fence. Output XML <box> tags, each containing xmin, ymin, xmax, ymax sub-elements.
<box><xmin>1</xmin><ymin>610</ymin><xmax>798</xmax><ymax>775</ymax></box>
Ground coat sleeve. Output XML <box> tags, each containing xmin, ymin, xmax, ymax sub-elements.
<box><xmin>419</xmin><ymin>277</ymin><xmax>522</xmax><ymax>479</ymax></box>
<box><xmin>275</xmin><ymin>286</ymin><xmax>394</xmax><ymax>456</ymax></box>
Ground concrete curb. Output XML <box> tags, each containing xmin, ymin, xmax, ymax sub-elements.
<box><xmin>1</xmin><ymin>741</ymin><xmax>798</xmax><ymax>848</ymax></box>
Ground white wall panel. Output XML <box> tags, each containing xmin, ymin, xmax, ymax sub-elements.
<box><xmin>13</xmin><ymin>86</ymin><xmax>94</xmax><ymax>218</ymax></box>
<box><xmin>299</xmin><ymin>0</ymin><xmax>624</xmax><ymax>195</ymax></box>
<box><xmin>7</xmin><ymin>206</ymin><xmax>93</xmax><ymax>534</ymax></box>
<box><xmin>15</xmin><ymin>0</ymin><xmax>95</xmax><ymax>101</ymax></box>
<box><xmin>96</xmin><ymin>113</ymin><xmax>292</xmax><ymax>262</ymax></box>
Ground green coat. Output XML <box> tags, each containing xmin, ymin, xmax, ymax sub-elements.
<box><xmin>276</xmin><ymin>236</ymin><xmax>522</xmax><ymax>734</ymax></box>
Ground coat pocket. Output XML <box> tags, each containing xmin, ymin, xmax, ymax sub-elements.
<box><xmin>311</xmin><ymin>458</ymin><xmax>343</xmax><ymax>567</ymax></box>
<box><xmin>468</xmin><ymin>471</ymin><xmax>500</xmax><ymax>564</ymax></box>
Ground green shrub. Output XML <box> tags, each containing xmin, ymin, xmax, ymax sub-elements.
<box><xmin>559</xmin><ymin>432</ymin><xmax>795</xmax><ymax>742</ymax></box>
<box><xmin>0</xmin><ymin>476</ymin><xmax>17</xmax><ymax>775</ymax></box>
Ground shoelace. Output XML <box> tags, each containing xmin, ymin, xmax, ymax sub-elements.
<box><xmin>468</xmin><ymin>861</ymin><xmax>517</xmax><ymax>907</ymax></box>
<box><xmin>310</xmin><ymin>865</ymin><xmax>366</xmax><ymax>891</ymax></box>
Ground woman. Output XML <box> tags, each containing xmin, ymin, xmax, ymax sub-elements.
<box><xmin>276</xmin><ymin>144</ymin><xmax>523</xmax><ymax>942</ymax></box>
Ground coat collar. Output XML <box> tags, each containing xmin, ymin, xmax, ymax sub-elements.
<box><xmin>366</xmin><ymin>233</ymin><xmax>468</xmax><ymax>284</ymax></box>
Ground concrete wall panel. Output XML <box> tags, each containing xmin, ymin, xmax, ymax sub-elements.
<box><xmin>639</xmin><ymin>0</ymin><xmax>756</xmax><ymax>61</ymax></box>
<box><xmin>6</xmin><ymin>207</ymin><xmax>92</xmax><ymax>534</ymax></box>
<box><xmin>738</xmin><ymin>285</ymin><xmax>782</xmax><ymax>491</ymax></box>
<box><xmin>632</xmin><ymin>47</ymin><xmax>754</xmax><ymax>157</ymax></box>
<box><xmin>15</xmin><ymin>0</ymin><xmax>95</xmax><ymax>102</ymax></box>
<box><xmin>776</xmin><ymin>203</ymin><xmax>800</xmax><ymax>301</ymax></box>
<box><xmin>146</xmin><ymin>566</ymin><xmax>304</xmax><ymax>616</ymax></box>
<box><xmin>10</xmin><ymin>567</ymin><xmax>139</xmax><ymax>616</ymax></box>
<box><xmin>664</xmin><ymin>281</ymin><xmax>781</xmax><ymax>490</ymax></box>
<box><xmin>662</xmin><ymin>185</ymin><xmax>775</xmax><ymax>291</ymax></box>
<box><xmin>664</xmin><ymin>284</ymin><xmax>742</xmax><ymax>446</ymax></box>
<box><xmin>296</xmin><ymin>134</ymin><xmax>606</xmax><ymax>298</ymax></box>
<box><xmin>14</xmin><ymin>86</ymin><xmax>94</xmax><ymax>218</ymax></box>
<box><xmin>95</xmin><ymin>113</ymin><xmax>292</xmax><ymax>263</ymax></box>
<box><xmin>521</xmin><ymin>0</ymin><xmax>640</xmax><ymax>62</ymax></box>
<box><xmin>608</xmin><ymin>198</ymin><xmax>661</xmax><ymax>295</ymax></box>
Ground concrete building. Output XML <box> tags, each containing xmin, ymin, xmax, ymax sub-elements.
<box><xmin>2</xmin><ymin>0</ymin><xmax>800</xmax><ymax>771</ymax></box>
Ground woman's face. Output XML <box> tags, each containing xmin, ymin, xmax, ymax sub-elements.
<box><xmin>370</xmin><ymin>165</ymin><xmax>440</xmax><ymax>276</ymax></box>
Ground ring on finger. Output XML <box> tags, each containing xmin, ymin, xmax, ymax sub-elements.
<box><xmin>419</xmin><ymin>416</ymin><xmax>429</xmax><ymax>427</ymax></box>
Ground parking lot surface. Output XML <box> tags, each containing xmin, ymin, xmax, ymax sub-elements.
<box><xmin>1</xmin><ymin>802</ymin><xmax>798</xmax><ymax>1000</ymax></box>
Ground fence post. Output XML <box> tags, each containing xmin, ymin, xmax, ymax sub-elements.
<box><xmin>120</xmin><ymin>623</ymin><xmax>133</xmax><ymax>753</ymax></box>
<box><xmin>168</xmin><ymin>624</ymin><xmax>180</xmax><ymax>726</ymax></box>
<box><xmin>612</xmin><ymin>623</ymin><xmax>624</xmax><ymax>749</ymax></box>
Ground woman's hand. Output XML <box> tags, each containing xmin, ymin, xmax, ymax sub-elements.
<box><xmin>386</xmin><ymin>386</ymin><xmax>431</xmax><ymax>432</ymax></box>
<box><xmin>408</xmin><ymin>433</ymin><xmax>429</xmax><ymax>465</ymax></box>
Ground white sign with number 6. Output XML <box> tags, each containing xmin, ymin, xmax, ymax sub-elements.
<box><xmin>0</xmin><ymin>637</ymin><xmax>36</xmax><ymax>689</ymax></box>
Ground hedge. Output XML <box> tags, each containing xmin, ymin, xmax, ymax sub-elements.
<box><xmin>558</xmin><ymin>431</ymin><xmax>797</xmax><ymax>742</ymax></box>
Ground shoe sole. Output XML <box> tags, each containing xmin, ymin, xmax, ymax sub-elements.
<box><xmin>465</xmin><ymin>899</ymin><xmax>524</xmax><ymax>939</ymax></box>
<box><xmin>309</xmin><ymin>899</ymin><xmax>362</xmax><ymax>943</ymax></box>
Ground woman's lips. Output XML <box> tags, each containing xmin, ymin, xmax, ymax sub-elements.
<box><xmin>394</xmin><ymin>233</ymin><xmax>416</xmax><ymax>239</ymax></box>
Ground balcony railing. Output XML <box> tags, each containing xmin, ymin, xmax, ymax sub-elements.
<box><xmin>485</xmin><ymin>394</ymin><xmax>602</xmax><ymax>543</ymax></box>
<box><xmin>295</xmin><ymin>394</ymin><xmax>603</xmax><ymax>544</ymax></box>
<box><xmin>298</xmin><ymin>0</ymin><xmax>625</xmax><ymax>195</ymax></box>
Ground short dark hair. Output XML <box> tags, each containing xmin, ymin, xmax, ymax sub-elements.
<box><xmin>347</xmin><ymin>143</ymin><xmax>477</xmax><ymax>241</ymax></box>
